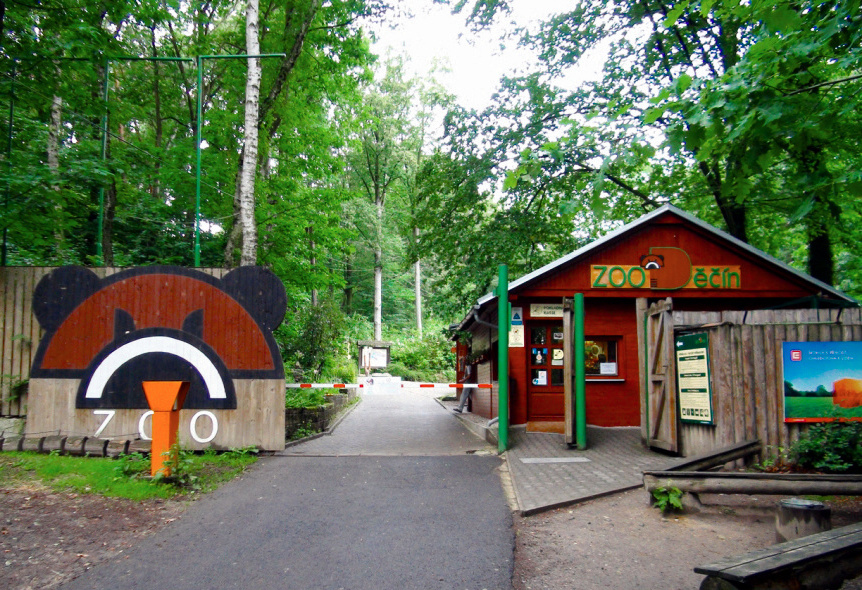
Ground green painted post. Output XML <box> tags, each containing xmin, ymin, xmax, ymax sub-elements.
<box><xmin>497</xmin><ymin>264</ymin><xmax>509</xmax><ymax>453</ymax></box>
<box><xmin>574</xmin><ymin>293</ymin><xmax>587</xmax><ymax>449</ymax></box>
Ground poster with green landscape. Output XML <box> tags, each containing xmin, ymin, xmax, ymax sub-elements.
<box><xmin>783</xmin><ymin>342</ymin><xmax>862</xmax><ymax>422</ymax></box>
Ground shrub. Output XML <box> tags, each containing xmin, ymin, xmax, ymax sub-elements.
<box><xmin>285</xmin><ymin>387</ymin><xmax>326</xmax><ymax>409</ymax></box>
<box><xmin>790</xmin><ymin>419</ymin><xmax>862</xmax><ymax>473</ymax></box>
<box><xmin>387</xmin><ymin>323</ymin><xmax>456</xmax><ymax>383</ymax></box>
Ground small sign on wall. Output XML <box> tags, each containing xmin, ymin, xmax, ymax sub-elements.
<box><xmin>510</xmin><ymin>307</ymin><xmax>524</xmax><ymax>347</ymax></box>
<box><xmin>530</xmin><ymin>303</ymin><xmax>563</xmax><ymax>318</ymax></box>
<box><xmin>675</xmin><ymin>332</ymin><xmax>714</xmax><ymax>424</ymax></box>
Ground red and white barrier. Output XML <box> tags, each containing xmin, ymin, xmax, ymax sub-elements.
<box><xmin>405</xmin><ymin>383</ymin><xmax>493</xmax><ymax>389</ymax></box>
<box><xmin>284</xmin><ymin>382</ymin><xmax>493</xmax><ymax>390</ymax></box>
<box><xmin>285</xmin><ymin>383</ymin><xmax>363</xmax><ymax>389</ymax></box>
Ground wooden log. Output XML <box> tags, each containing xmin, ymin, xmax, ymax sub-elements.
<box><xmin>662</xmin><ymin>440</ymin><xmax>761</xmax><ymax>472</ymax></box>
<box><xmin>644</xmin><ymin>471</ymin><xmax>862</xmax><ymax>496</ymax></box>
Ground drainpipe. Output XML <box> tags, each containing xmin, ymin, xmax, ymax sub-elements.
<box><xmin>497</xmin><ymin>264</ymin><xmax>509</xmax><ymax>453</ymax></box>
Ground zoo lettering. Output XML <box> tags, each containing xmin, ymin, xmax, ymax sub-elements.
<box><xmin>590</xmin><ymin>265</ymin><xmax>741</xmax><ymax>289</ymax></box>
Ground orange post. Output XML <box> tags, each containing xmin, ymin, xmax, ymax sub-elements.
<box><xmin>142</xmin><ymin>381</ymin><xmax>190</xmax><ymax>477</ymax></box>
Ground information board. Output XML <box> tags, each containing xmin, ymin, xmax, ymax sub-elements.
<box><xmin>675</xmin><ymin>332</ymin><xmax>714</xmax><ymax>424</ymax></box>
<box><xmin>783</xmin><ymin>341</ymin><xmax>862</xmax><ymax>422</ymax></box>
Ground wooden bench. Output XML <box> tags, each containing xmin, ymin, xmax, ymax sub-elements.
<box><xmin>694</xmin><ymin>521</ymin><xmax>862</xmax><ymax>589</ymax></box>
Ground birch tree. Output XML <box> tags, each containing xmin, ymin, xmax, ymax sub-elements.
<box><xmin>239</xmin><ymin>0</ymin><xmax>262</xmax><ymax>266</ymax></box>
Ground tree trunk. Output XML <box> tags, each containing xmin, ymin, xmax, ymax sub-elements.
<box><xmin>103</xmin><ymin>179</ymin><xmax>116</xmax><ymax>267</ymax></box>
<box><xmin>150</xmin><ymin>27</ymin><xmax>163</xmax><ymax>199</ymax></box>
<box><xmin>47</xmin><ymin>89</ymin><xmax>63</xmax><ymax>256</ymax></box>
<box><xmin>343</xmin><ymin>250</ymin><xmax>354</xmax><ymax>314</ymax></box>
<box><xmin>308</xmin><ymin>226</ymin><xmax>317</xmax><ymax>306</ymax></box>
<box><xmin>239</xmin><ymin>0</ymin><xmax>262</xmax><ymax>266</ymax></box>
<box><xmin>374</xmin><ymin>195</ymin><xmax>383</xmax><ymax>341</ymax></box>
<box><xmin>807</xmin><ymin>226</ymin><xmax>833</xmax><ymax>285</ymax></box>
<box><xmin>414</xmin><ymin>227</ymin><xmax>422</xmax><ymax>338</ymax></box>
<box><xmin>226</xmin><ymin>0</ymin><xmax>321</xmax><ymax>267</ymax></box>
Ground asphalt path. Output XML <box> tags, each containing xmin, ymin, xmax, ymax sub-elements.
<box><xmin>61</xmin><ymin>386</ymin><xmax>514</xmax><ymax>590</ymax></box>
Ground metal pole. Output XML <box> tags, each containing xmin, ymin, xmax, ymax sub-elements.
<box><xmin>194</xmin><ymin>53</ymin><xmax>284</xmax><ymax>268</ymax></box>
<box><xmin>574</xmin><ymin>293</ymin><xmax>587</xmax><ymax>449</ymax></box>
<box><xmin>497</xmin><ymin>264</ymin><xmax>509</xmax><ymax>453</ymax></box>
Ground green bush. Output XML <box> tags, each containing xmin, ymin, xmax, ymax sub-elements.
<box><xmin>285</xmin><ymin>387</ymin><xmax>327</xmax><ymax>409</ymax></box>
<box><xmin>790</xmin><ymin>420</ymin><xmax>862</xmax><ymax>473</ymax></box>
<box><xmin>387</xmin><ymin>323</ymin><xmax>456</xmax><ymax>383</ymax></box>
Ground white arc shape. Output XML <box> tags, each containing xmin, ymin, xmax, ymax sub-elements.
<box><xmin>84</xmin><ymin>336</ymin><xmax>226</xmax><ymax>400</ymax></box>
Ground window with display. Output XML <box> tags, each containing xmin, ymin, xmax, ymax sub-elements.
<box><xmin>585</xmin><ymin>339</ymin><xmax>619</xmax><ymax>376</ymax></box>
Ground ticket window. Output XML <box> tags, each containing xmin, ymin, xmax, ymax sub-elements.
<box><xmin>584</xmin><ymin>339</ymin><xmax>619</xmax><ymax>376</ymax></box>
<box><xmin>530</xmin><ymin>324</ymin><xmax>566</xmax><ymax>387</ymax></box>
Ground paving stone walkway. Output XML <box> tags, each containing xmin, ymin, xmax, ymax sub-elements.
<box><xmin>506</xmin><ymin>425</ymin><xmax>677</xmax><ymax>515</ymax></box>
<box><xmin>280</xmin><ymin>384</ymin><xmax>495</xmax><ymax>457</ymax></box>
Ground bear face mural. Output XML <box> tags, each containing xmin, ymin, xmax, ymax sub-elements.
<box><xmin>27</xmin><ymin>265</ymin><xmax>288</xmax><ymax>450</ymax></box>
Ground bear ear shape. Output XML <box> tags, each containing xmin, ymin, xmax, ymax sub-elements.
<box><xmin>221</xmin><ymin>267</ymin><xmax>287</xmax><ymax>331</ymax></box>
<box><xmin>32</xmin><ymin>266</ymin><xmax>101</xmax><ymax>332</ymax></box>
<box><xmin>182</xmin><ymin>309</ymin><xmax>204</xmax><ymax>340</ymax></box>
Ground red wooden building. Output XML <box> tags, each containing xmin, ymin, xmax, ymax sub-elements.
<box><xmin>453</xmin><ymin>205</ymin><xmax>855</xmax><ymax>433</ymax></box>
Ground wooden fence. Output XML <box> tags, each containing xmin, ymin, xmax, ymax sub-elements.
<box><xmin>0</xmin><ymin>266</ymin><xmax>228</xmax><ymax>417</ymax></box>
<box><xmin>671</xmin><ymin>307</ymin><xmax>862</xmax><ymax>460</ymax></box>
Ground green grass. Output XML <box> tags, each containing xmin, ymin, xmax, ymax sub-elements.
<box><xmin>0</xmin><ymin>448</ymin><xmax>259</xmax><ymax>501</ymax></box>
<box><xmin>785</xmin><ymin>397</ymin><xmax>862</xmax><ymax>419</ymax></box>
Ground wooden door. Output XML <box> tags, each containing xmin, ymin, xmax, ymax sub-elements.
<box><xmin>646</xmin><ymin>298</ymin><xmax>679</xmax><ymax>452</ymax></box>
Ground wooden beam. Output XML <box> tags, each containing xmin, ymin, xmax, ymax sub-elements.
<box><xmin>644</xmin><ymin>471</ymin><xmax>862</xmax><ymax>496</ymax></box>
<box><xmin>664</xmin><ymin>439</ymin><xmax>761</xmax><ymax>472</ymax></box>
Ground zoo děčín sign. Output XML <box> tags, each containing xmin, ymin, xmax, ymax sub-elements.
<box><xmin>590</xmin><ymin>246</ymin><xmax>741</xmax><ymax>291</ymax></box>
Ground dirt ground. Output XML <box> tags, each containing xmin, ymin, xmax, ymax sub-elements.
<box><xmin>0</xmin><ymin>484</ymin><xmax>185</xmax><ymax>590</ymax></box>
<box><xmin>513</xmin><ymin>489</ymin><xmax>862</xmax><ymax>590</ymax></box>
<box><xmin>3</xmin><ymin>480</ymin><xmax>862</xmax><ymax>590</ymax></box>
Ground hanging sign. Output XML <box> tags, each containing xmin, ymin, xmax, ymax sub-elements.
<box><xmin>675</xmin><ymin>332</ymin><xmax>714</xmax><ymax>424</ymax></box>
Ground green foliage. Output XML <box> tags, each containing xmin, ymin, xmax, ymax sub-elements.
<box><xmin>432</xmin><ymin>0</ymin><xmax>862</xmax><ymax>304</ymax></box>
<box><xmin>387</xmin><ymin>323</ymin><xmax>456</xmax><ymax>382</ymax></box>
<box><xmin>790</xmin><ymin>420</ymin><xmax>862</xmax><ymax>474</ymax></box>
<box><xmin>0</xmin><ymin>451</ymin><xmax>176</xmax><ymax>500</ymax></box>
<box><xmin>0</xmin><ymin>448</ymin><xmax>258</xmax><ymax>500</ymax></box>
<box><xmin>651</xmin><ymin>483</ymin><xmax>685</xmax><ymax>513</ymax></box>
<box><xmin>154</xmin><ymin>440</ymin><xmax>199</xmax><ymax>490</ymax></box>
<box><xmin>285</xmin><ymin>387</ymin><xmax>327</xmax><ymax>409</ymax></box>
<box><xmin>289</xmin><ymin>423</ymin><xmax>320</xmax><ymax>441</ymax></box>
<box><xmin>752</xmin><ymin>446</ymin><xmax>792</xmax><ymax>473</ymax></box>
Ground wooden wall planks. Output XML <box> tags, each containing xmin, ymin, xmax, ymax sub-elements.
<box><xmin>673</xmin><ymin>308</ymin><xmax>862</xmax><ymax>460</ymax></box>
